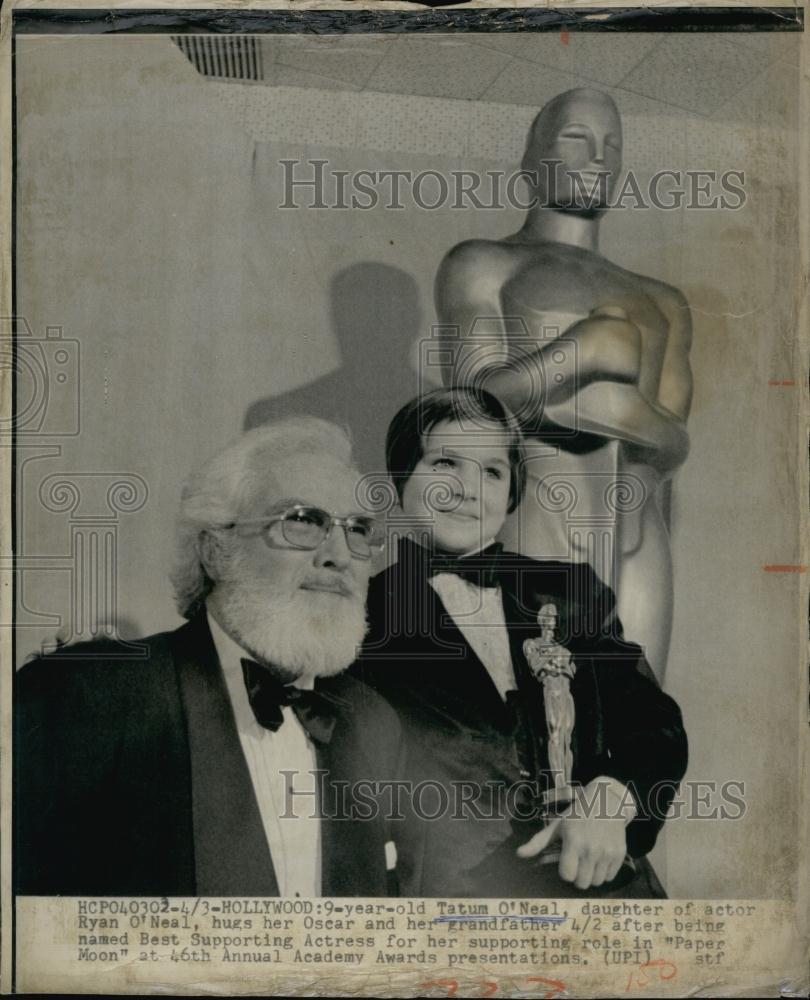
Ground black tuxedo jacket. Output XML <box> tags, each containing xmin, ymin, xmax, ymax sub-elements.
<box><xmin>353</xmin><ymin>543</ymin><xmax>688</xmax><ymax>898</ymax></box>
<box><xmin>15</xmin><ymin>613</ymin><xmax>403</xmax><ymax>896</ymax></box>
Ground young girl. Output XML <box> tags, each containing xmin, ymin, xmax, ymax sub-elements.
<box><xmin>356</xmin><ymin>386</ymin><xmax>687</xmax><ymax>898</ymax></box>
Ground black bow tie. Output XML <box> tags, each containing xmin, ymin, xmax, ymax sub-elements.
<box><xmin>428</xmin><ymin>542</ymin><xmax>503</xmax><ymax>589</ymax></box>
<box><xmin>241</xmin><ymin>659</ymin><xmax>337</xmax><ymax>744</ymax></box>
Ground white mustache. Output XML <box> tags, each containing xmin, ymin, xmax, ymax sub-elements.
<box><xmin>300</xmin><ymin>577</ymin><xmax>358</xmax><ymax>598</ymax></box>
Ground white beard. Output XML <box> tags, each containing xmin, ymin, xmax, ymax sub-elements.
<box><xmin>212</xmin><ymin>564</ymin><xmax>368</xmax><ymax>683</ymax></box>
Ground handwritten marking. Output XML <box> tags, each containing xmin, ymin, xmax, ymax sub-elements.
<box><xmin>418</xmin><ymin>977</ymin><xmax>569</xmax><ymax>998</ymax></box>
<box><xmin>625</xmin><ymin>958</ymin><xmax>678</xmax><ymax>992</ymax></box>
<box><xmin>526</xmin><ymin>975</ymin><xmax>567</xmax><ymax>998</ymax></box>
<box><xmin>433</xmin><ymin>915</ymin><xmax>566</xmax><ymax>925</ymax></box>
<box><xmin>767</xmin><ymin>379</ymin><xmax>796</xmax><ymax>386</ymax></box>
<box><xmin>560</xmin><ymin>30</ymin><xmax>570</xmax><ymax>45</ymax></box>
<box><xmin>762</xmin><ymin>565</ymin><xmax>807</xmax><ymax>573</ymax></box>
<box><xmin>420</xmin><ymin>979</ymin><xmax>458</xmax><ymax>997</ymax></box>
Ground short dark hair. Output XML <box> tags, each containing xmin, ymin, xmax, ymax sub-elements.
<box><xmin>385</xmin><ymin>386</ymin><xmax>527</xmax><ymax>514</ymax></box>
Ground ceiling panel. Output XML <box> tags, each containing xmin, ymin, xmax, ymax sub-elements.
<box><xmin>363</xmin><ymin>36</ymin><xmax>513</xmax><ymax>101</ymax></box>
<box><xmin>729</xmin><ymin>30</ymin><xmax>801</xmax><ymax>66</ymax></box>
<box><xmin>179</xmin><ymin>33</ymin><xmax>793</xmax><ymax>133</ymax></box>
<box><xmin>467</xmin><ymin>32</ymin><xmax>664</xmax><ymax>87</ymax></box>
<box><xmin>480</xmin><ymin>57</ymin><xmax>584</xmax><ymax>108</ymax></box>
<box><xmin>267</xmin><ymin>64</ymin><xmax>362</xmax><ymax>91</ymax></box>
<box><xmin>712</xmin><ymin>55</ymin><xmax>799</xmax><ymax>131</ymax></box>
<box><xmin>272</xmin><ymin>34</ymin><xmax>393</xmax><ymax>88</ymax></box>
<box><xmin>479</xmin><ymin>56</ymin><xmax>690</xmax><ymax>125</ymax></box>
<box><xmin>618</xmin><ymin>34</ymin><xmax>774</xmax><ymax>116</ymax></box>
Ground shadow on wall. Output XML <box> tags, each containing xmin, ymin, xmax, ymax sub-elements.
<box><xmin>244</xmin><ymin>262</ymin><xmax>423</xmax><ymax>476</ymax></box>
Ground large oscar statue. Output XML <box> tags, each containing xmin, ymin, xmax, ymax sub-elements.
<box><xmin>435</xmin><ymin>88</ymin><xmax>692</xmax><ymax>679</ymax></box>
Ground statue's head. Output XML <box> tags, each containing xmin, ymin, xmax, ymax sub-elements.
<box><xmin>536</xmin><ymin>602</ymin><xmax>559</xmax><ymax>631</ymax></box>
<box><xmin>521</xmin><ymin>88</ymin><xmax>622</xmax><ymax>214</ymax></box>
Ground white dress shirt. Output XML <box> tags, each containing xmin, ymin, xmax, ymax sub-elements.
<box><xmin>208</xmin><ymin>612</ymin><xmax>322</xmax><ymax>897</ymax></box>
<box><xmin>428</xmin><ymin>542</ymin><xmax>517</xmax><ymax>701</ymax></box>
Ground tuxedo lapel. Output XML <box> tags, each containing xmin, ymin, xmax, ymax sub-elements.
<box><xmin>498</xmin><ymin>583</ymin><xmax>552</xmax><ymax>782</ymax></box>
<box><xmin>384</xmin><ymin>541</ymin><xmax>509</xmax><ymax>723</ymax></box>
<box><xmin>172</xmin><ymin>615</ymin><xmax>280</xmax><ymax>896</ymax></box>
<box><xmin>499</xmin><ymin>582</ymin><xmax>536</xmax><ymax>685</ymax></box>
<box><xmin>424</xmin><ymin>583</ymin><xmax>515</xmax><ymax>732</ymax></box>
<box><xmin>315</xmin><ymin>734</ymin><xmax>385</xmax><ymax>896</ymax></box>
<box><xmin>311</xmin><ymin>677</ymin><xmax>392</xmax><ymax>897</ymax></box>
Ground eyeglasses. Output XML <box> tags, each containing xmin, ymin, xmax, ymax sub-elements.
<box><xmin>225</xmin><ymin>504</ymin><xmax>385</xmax><ymax>559</ymax></box>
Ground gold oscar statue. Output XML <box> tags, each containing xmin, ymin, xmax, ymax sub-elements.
<box><xmin>435</xmin><ymin>87</ymin><xmax>693</xmax><ymax>680</ymax></box>
<box><xmin>523</xmin><ymin>602</ymin><xmax>577</xmax><ymax>805</ymax></box>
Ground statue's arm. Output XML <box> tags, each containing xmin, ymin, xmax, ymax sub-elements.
<box><xmin>650</xmin><ymin>282</ymin><xmax>694</xmax><ymax>421</ymax></box>
<box><xmin>435</xmin><ymin>248</ymin><xmax>690</xmax><ymax>467</ymax></box>
<box><xmin>434</xmin><ymin>241</ymin><xmax>517</xmax><ymax>385</ymax></box>
<box><xmin>564</xmin><ymin>283</ymin><xmax>691</xmax><ymax>469</ymax></box>
<box><xmin>436</xmin><ymin>242</ymin><xmax>597</xmax><ymax>422</ymax></box>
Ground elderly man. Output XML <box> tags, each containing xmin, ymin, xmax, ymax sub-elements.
<box><xmin>15</xmin><ymin>417</ymin><xmax>402</xmax><ymax>897</ymax></box>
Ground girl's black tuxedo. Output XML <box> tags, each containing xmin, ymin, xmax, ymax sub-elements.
<box><xmin>15</xmin><ymin>612</ymin><xmax>403</xmax><ymax>896</ymax></box>
<box><xmin>353</xmin><ymin>540</ymin><xmax>688</xmax><ymax>898</ymax></box>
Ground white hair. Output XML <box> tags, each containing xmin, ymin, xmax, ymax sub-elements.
<box><xmin>171</xmin><ymin>417</ymin><xmax>355</xmax><ymax>619</ymax></box>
